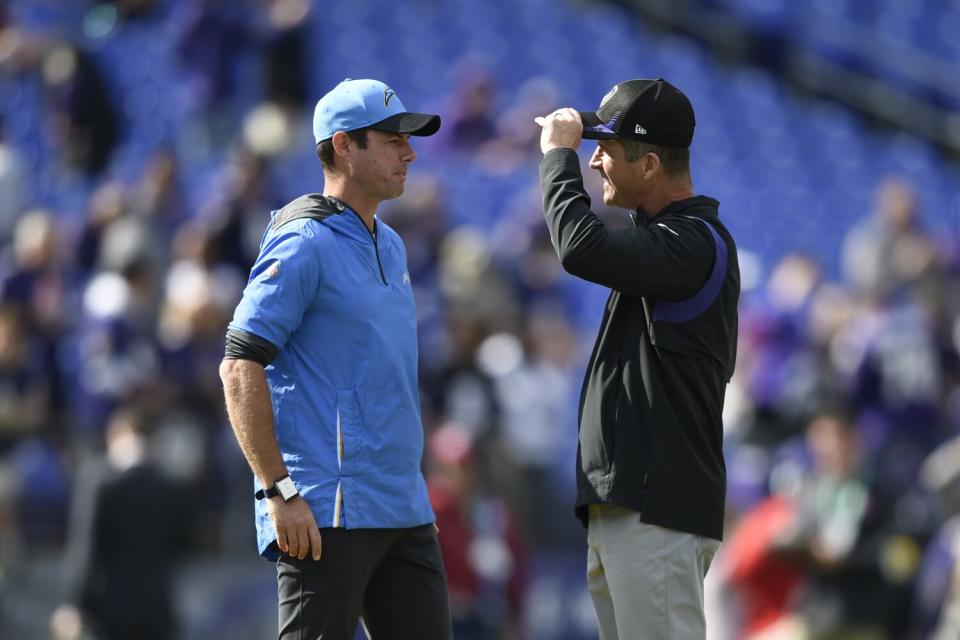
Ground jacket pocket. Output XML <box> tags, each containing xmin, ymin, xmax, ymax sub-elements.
<box><xmin>600</xmin><ymin>357</ymin><xmax>623</xmax><ymax>470</ymax></box>
<box><xmin>336</xmin><ymin>389</ymin><xmax>365</xmax><ymax>473</ymax></box>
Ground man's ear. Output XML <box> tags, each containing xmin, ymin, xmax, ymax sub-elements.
<box><xmin>331</xmin><ymin>131</ymin><xmax>352</xmax><ymax>165</ymax></box>
<box><xmin>642</xmin><ymin>152</ymin><xmax>662</xmax><ymax>180</ymax></box>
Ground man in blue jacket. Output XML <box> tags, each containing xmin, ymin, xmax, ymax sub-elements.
<box><xmin>220</xmin><ymin>79</ymin><xmax>452</xmax><ymax>640</ymax></box>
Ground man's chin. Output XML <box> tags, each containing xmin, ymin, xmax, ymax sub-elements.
<box><xmin>381</xmin><ymin>186</ymin><xmax>405</xmax><ymax>201</ymax></box>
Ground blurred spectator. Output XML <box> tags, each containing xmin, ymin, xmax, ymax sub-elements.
<box><xmin>176</xmin><ymin>0</ymin><xmax>253</xmax><ymax>152</ymax></box>
<box><xmin>842</xmin><ymin>177</ymin><xmax>937</xmax><ymax>302</ymax></box>
<box><xmin>130</xmin><ymin>149</ymin><xmax>189</xmax><ymax>245</ymax></box>
<box><xmin>773</xmin><ymin>408</ymin><xmax>915</xmax><ymax>640</ymax></box>
<box><xmin>438</xmin><ymin>226</ymin><xmax>521</xmax><ymax>331</ymax></box>
<box><xmin>439</xmin><ymin>63</ymin><xmax>499</xmax><ymax>151</ymax></box>
<box><xmin>40</xmin><ymin>43</ymin><xmax>118</xmax><ymax>177</ymax></box>
<box><xmin>909</xmin><ymin>430</ymin><xmax>960</xmax><ymax>640</ymax></box>
<box><xmin>73</xmin><ymin>270</ymin><xmax>160</xmax><ymax>431</ymax></box>
<box><xmin>738</xmin><ymin>253</ymin><xmax>830</xmax><ymax>445</ymax></box>
<box><xmin>51</xmin><ymin>405</ymin><xmax>192</xmax><ymax>640</ymax></box>
<box><xmin>835</xmin><ymin>299</ymin><xmax>944</xmax><ymax>488</ymax></box>
<box><xmin>426</xmin><ymin>310</ymin><xmax>501</xmax><ymax>439</ymax></box>
<box><xmin>1</xmin><ymin>208</ymin><xmax>63</xmax><ymax>311</ymax></box>
<box><xmin>76</xmin><ymin>181</ymin><xmax>128</xmax><ymax>278</ymax></box>
<box><xmin>428</xmin><ymin>422</ymin><xmax>528</xmax><ymax>640</ymax></box>
<box><xmin>177</xmin><ymin>0</ymin><xmax>250</xmax><ymax>108</ymax></box>
<box><xmin>381</xmin><ymin>176</ymin><xmax>452</xmax><ymax>384</ymax></box>
<box><xmin>381</xmin><ymin>175</ymin><xmax>449</xmax><ymax>285</ymax></box>
<box><xmin>0</xmin><ymin>209</ymin><xmax>68</xmax><ymax>422</ymax></box>
<box><xmin>486</xmin><ymin>311</ymin><xmax>580</xmax><ymax>550</ymax></box>
<box><xmin>490</xmin><ymin>185</ymin><xmax>571</xmax><ymax>302</ymax></box>
<box><xmin>199</xmin><ymin>146</ymin><xmax>282</xmax><ymax>271</ymax></box>
<box><xmin>721</xmin><ymin>492</ymin><xmax>805</xmax><ymax>639</ymax></box>
<box><xmin>0</xmin><ymin>122</ymin><xmax>25</xmax><ymax>240</ymax></box>
<box><xmin>10</xmin><ymin>432</ymin><xmax>71</xmax><ymax>545</ymax></box>
<box><xmin>261</xmin><ymin>0</ymin><xmax>310</xmax><ymax>112</ymax></box>
<box><xmin>477</xmin><ymin>76</ymin><xmax>560</xmax><ymax>173</ymax></box>
<box><xmin>157</xmin><ymin>252</ymin><xmax>243</xmax><ymax>410</ymax></box>
<box><xmin>0</xmin><ymin>305</ymin><xmax>50</xmax><ymax>445</ymax></box>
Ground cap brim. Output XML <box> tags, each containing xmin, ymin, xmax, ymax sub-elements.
<box><xmin>579</xmin><ymin>111</ymin><xmax>618</xmax><ymax>139</ymax></box>
<box><xmin>370</xmin><ymin>112</ymin><xmax>441</xmax><ymax>137</ymax></box>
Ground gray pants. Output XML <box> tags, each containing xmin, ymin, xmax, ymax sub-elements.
<box><xmin>586</xmin><ymin>504</ymin><xmax>720</xmax><ymax>640</ymax></box>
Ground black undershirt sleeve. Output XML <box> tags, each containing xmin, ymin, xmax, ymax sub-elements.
<box><xmin>224</xmin><ymin>329</ymin><xmax>279</xmax><ymax>367</ymax></box>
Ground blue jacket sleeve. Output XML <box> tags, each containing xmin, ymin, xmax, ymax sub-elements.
<box><xmin>228</xmin><ymin>222</ymin><xmax>323</xmax><ymax>351</ymax></box>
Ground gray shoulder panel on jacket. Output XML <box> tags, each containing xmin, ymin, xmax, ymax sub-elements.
<box><xmin>271</xmin><ymin>194</ymin><xmax>346</xmax><ymax>231</ymax></box>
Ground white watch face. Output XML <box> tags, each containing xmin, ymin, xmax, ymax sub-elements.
<box><xmin>276</xmin><ymin>476</ymin><xmax>298</xmax><ymax>501</ymax></box>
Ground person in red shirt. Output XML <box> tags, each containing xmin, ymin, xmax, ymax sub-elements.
<box><xmin>427</xmin><ymin>422</ymin><xmax>528</xmax><ymax>640</ymax></box>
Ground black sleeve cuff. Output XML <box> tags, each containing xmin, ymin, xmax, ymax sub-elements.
<box><xmin>539</xmin><ymin>147</ymin><xmax>579</xmax><ymax>175</ymax></box>
<box><xmin>224</xmin><ymin>329</ymin><xmax>279</xmax><ymax>367</ymax></box>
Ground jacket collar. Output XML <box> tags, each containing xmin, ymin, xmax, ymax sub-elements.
<box><xmin>271</xmin><ymin>193</ymin><xmax>374</xmax><ymax>243</ymax></box>
<box><xmin>635</xmin><ymin>195</ymin><xmax>720</xmax><ymax>227</ymax></box>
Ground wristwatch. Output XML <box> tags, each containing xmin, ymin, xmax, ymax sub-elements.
<box><xmin>255</xmin><ymin>475</ymin><xmax>299</xmax><ymax>502</ymax></box>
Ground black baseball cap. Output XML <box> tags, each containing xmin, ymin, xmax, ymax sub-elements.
<box><xmin>579</xmin><ymin>78</ymin><xmax>695</xmax><ymax>147</ymax></box>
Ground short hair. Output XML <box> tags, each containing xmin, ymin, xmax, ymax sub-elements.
<box><xmin>317</xmin><ymin>128</ymin><xmax>369</xmax><ymax>172</ymax></box>
<box><xmin>619</xmin><ymin>139</ymin><xmax>690</xmax><ymax>176</ymax></box>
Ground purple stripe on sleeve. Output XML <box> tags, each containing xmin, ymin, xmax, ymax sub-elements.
<box><xmin>652</xmin><ymin>218</ymin><xmax>727</xmax><ymax>323</ymax></box>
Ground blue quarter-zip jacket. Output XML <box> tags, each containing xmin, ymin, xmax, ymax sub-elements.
<box><xmin>229</xmin><ymin>194</ymin><xmax>434</xmax><ymax>559</ymax></box>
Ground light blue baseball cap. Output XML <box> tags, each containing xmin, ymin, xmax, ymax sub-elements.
<box><xmin>312</xmin><ymin>78</ymin><xmax>441</xmax><ymax>144</ymax></box>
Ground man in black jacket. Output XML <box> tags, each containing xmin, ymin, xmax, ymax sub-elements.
<box><xmin>52</xmin><ymin>405</ymin><xmax>190</xmax><ymax>640</ymax></box>
<box><xmin>535</xmin><ymin>78</ymin><xmax>739</xmax><ymax>639</ymax></box>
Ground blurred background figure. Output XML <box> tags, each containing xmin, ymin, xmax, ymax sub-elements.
<box><xmin>51</xmin><ymin>405</ymin><xmax>193</xmax><ymax>640</ymax></box>
<box><xmin>0</xmin><ymin>0</ymin><xmax>958</xmax><ymax>637</ymax></box>
<box><xmin>428</xmin><ymin>422</ymin><xmax>528</xmax><ymax>640</ymax></box>
<box><xmin>41</xmin><ymin>42</ymin><xmax>119</xmax><ymax>177</ymax></box>
<box><xmin>439</xmin><ymin>62</ymin><xmax>500</xmax><ymax>153</ymax></box>
<box><xmin>260</xmin><ymin>0</ymin><xmax>310</xmax><ymax>114</ymax></box>
<box><xmin>175</xmin><ymin>0</ymin><xmax>253</xmax><ymax>155</ymax></box>
<box><xmin>842</xmin><ymin>177</ymin><xmax>936</xmax><ymax>303</ymax></box>
<box><xmin>773</xmin><ymin>409</ymin><xmax>898</xmax><ymax>640</ymax></box>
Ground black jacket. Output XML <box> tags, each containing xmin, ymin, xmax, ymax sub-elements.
<box><xmin>539</xmin><ymin>149</ymin><xmax>739</xmax><ymax>541</ymax></box>
<box><xmin>63</xmin><ymin>459</ymin><xmax>191</xmax><ymax>640</ymax></box>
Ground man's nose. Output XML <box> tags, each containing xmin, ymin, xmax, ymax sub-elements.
<box><xmin>588</xmin><ymin>146</ymin><xmax>602</xmax><ymax>168</ymax></box>
<box><xmin>402</xmin><ymin>141</ymin><xmax>416</xmax><ymax>163</ymax></box>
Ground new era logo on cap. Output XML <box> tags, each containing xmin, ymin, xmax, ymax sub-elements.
<box><xmin>313</xmin><ymin>79</ymin><xmax>441</xmax><ymax>144</ymax></box>
<box><xmin>579</xmin><ymin>78</ymin><xmax>695</xmax><ymax>148</ymax></box>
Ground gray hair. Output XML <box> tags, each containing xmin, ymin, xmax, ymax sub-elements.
<box><xmin>619</xmin><ymin>139</ymin><xmax>690</xmax><ymax>176</ymax></box>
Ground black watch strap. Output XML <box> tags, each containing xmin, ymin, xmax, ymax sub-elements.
<box><xmin>254</xmin><ymin>485</ymin><xmax>280</xmax><ymax>500</ymax></box>
<box><xmin>255</xmin><ymin>474</ymin><xmax>298</xmax><ymax>501</ymax></box>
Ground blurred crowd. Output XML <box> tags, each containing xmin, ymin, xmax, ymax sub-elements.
<box><xmin>0</xmin><ymin>1</ymin><xmax>959</xmax><ymax>639</ymax></box>
<box><xmin>713</xmin><ymin>177</ymin><xmax>960</xmax><ymax>640</ymax></box>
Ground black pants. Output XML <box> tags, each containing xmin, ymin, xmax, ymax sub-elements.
<box><xmin>276</xmin><ymin>524</ymin><xmax>452</xmax><ymax>640</ymax></box>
